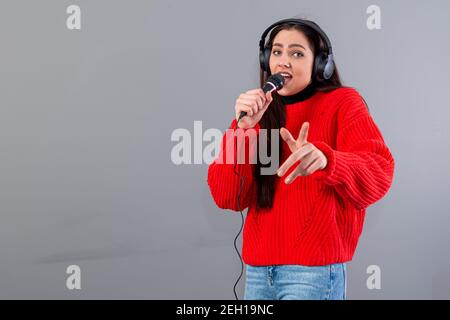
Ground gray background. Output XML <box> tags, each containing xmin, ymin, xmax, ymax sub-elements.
<box><xmin>0</xmin><ymin>0</ymin><xmax>448</xmax><ymax>299</ymax></box>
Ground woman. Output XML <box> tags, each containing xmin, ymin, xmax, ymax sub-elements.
<box><xmin>207</xmin><ymin>18</ymin><xmax>395</xmax><ymax>300</ymax></box>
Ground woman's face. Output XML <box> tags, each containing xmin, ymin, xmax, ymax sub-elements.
<box><xmin>269</xmin><ymin>29</ymin><xmax>315</xmax><ymax>96</ymax></box>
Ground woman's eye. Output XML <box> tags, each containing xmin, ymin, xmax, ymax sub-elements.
<box><xmin>272</xmin><ymin>50</ymin><xmax>303</xmax><ymax>57</ymax></box>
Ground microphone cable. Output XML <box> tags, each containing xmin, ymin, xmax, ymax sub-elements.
<box><xmin>232</xmin><ymin>156</ymin><xmax>245</xmax><ymax>300</ymax></box>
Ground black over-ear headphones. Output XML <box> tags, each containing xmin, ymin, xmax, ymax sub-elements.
<box><xmin>259</xmin><ymin>18</ymin><xmax>335</xmax><ymax>82</ymax></box>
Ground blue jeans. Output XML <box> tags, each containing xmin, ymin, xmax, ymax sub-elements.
<box><xmin>244</xmin><ymin>263</ymin><xmax>347</xmax><ymax>300</ymax></box>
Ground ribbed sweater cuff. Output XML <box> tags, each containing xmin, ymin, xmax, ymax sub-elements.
<box><xmin>311</xmin><ymin>140</ymin><xmax>338</xmax><ymax>184</ymax></box>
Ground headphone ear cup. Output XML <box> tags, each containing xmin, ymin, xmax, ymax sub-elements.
<box><xmin>259</xmin><ymin>48</ymin><xmax>266</xmax><ymax>71</ymax></box>
<box><xmin>259</xmin><ymin>46</ymin><xmax>271</xmax><ymax>73</ymax></box>
<box><xmin>314</xmin><ymin>52</ymin><xmax>328</xmax><ymax>82</ymax></box>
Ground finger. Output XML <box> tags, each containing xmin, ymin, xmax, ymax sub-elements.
<box><xmin>265</xmin><ymin>91</ymin><xmax>273</xmax><ymax>106</ymax></box>
<box><xmin>280</xmin><ymin>127</ymin><xmax>299</xmax><ymax>152</ymax></box>
<box><xmin>238</xmin><ymin>97</ymin><xmax>261</xmax><ymax>112</ymax></box>
<box><xmin>255</xmin><ymin>95</ymin><xmax>265</xmax><ymax>110</ymax></box>
<box><xmin>245</xmin><ymin>95</ymin><xmax>265</xmax><ymax>110</ymax></box>
<box><xmin>277</xmin><ymin>144</ymin><xmax>314</xmax><ymax>177</ymax></box>
<box><xmin>297</xmin><ymin>151</ymin><xmax>318</xmax><ymax>172</ymax></box>
<box><xmin>237</xmin><ymin>99</ymin><xmax>258</xmax><ymax>114</ymax></box>
<box><xmin>246</xmin><ymin>92</ymin><xmax>266</xmax><ymax>109</ymax></box>
<box><xmin>259</xmin><ymin>98</ymin><xmax>271</xmax><ymax>113</ymax></box>
<box><xmin>303</xmin><ymin>157</ymin><xmax>323</xmax><ymax>175</ymax></box>
<box><xmin>246</xmin><ymin>88</ymin><xmax>265</xmax><ymax>97</ymax></box>
<box><xmin>246</xmin><ymin>89</ymin><xmax>266</xmax><ymax>105</ymax></box>
<box><xmin>236</xmin><ymin>105</ymin><xmax>254</xmax><ymax>117</ymax></box>
<box><xmin>277</xmin><ymin>152</ymin><xmax>300</xmax><ymax>178</ymax></box>
<box><xmin>284</xmin><ymin>165</ymin><xmax>302</xmax><ymax>184</ymax></box>
<box><xmin>297</xmin><ymin>122</ymin><xmax>310</xmax><ymax>146</ymax></box>
<box><xmin>237</xmin><ymin>117</ymin><xmax>252</xmax><ymax>128</ymax></box>
<box><xmin>238</xmin><ymin>96</ymin><xmax>260</xmax><ymax>108</ymax></box>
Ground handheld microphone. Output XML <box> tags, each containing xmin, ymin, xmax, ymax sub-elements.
<box><xmin>237</xmin><ymin>73</ymin><xmax>285</xmax><ymax>122</ymax></box>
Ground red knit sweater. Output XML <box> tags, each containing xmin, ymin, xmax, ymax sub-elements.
<box><xmin>207</xmin><ymin>87</ymin><xmax>395</xmax><ymax>266</ymax></box>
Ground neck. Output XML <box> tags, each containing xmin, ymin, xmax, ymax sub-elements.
<box><xmin>280</xmin><ymin>83</ymin><xmax>316</xmax><ymax>105</ymax></box>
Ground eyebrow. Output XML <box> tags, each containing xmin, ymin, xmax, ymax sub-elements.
<box><xmin>272</xmin><ymin>43</ymin><xmax>306</xmax><ymax>50</ymax></box>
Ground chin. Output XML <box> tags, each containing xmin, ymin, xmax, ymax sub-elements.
<box><xmin>278</xmin><ymin>83</ymin><xmax>307</xmax><ymax>96</ymax></box>
<box><xmin>277</xmin><ymin>87</ymin><xmax>295</xmax><ymax>96</ymax></box>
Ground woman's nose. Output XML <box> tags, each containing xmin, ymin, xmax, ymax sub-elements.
<box><xmin>278</xmin><ymin>60</ymin><xmax>291</xmax><ymax>68</ymax></box>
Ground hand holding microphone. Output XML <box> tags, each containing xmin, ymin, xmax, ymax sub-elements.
<box><xmin>234</xmin><ymin>89</ymin><xmax>273</xmax><ymax>129</ymax></box>
<box><xmin>234</xmin><ymin>73</ymin><xmax>285</xmax><ymax>129</ymax></box>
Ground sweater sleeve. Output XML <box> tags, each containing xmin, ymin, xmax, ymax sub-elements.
<box><xmin>311</xmin><ymin>89</ymin><xmax>395</xmax><ymax>210</ymax></box>
<box><xmin>207</xmin><ymin>119</ymin><xmax>260</xmax><ymax>211</ymax></box>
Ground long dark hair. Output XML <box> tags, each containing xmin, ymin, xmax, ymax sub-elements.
<box><xmin>253</xmin><ymin>22</ymin><xmax>344</xmax><ymax>210</ymax></box>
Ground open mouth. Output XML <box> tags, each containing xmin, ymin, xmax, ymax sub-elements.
<box><xmin>279</xmin><ymin>72</ymin><xmax>293</xmax><ymax>83</ymax></box>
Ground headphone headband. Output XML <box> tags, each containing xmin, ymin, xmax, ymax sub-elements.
<box><xmin>259</xmin><ymin>18</ymin><xmax>333</xmax><ymax>55</ymax></box>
